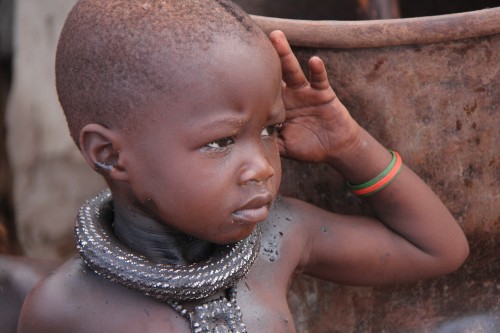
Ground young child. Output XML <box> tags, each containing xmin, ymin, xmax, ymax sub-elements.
<box><xmin>18</xmin><ymin>1</ymin><xmax>469</xmax><ymax>332</ymax></box>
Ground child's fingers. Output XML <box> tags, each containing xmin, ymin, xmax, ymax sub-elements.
<box><xmin>269</xmin><ymin>30</ymin><xmax>308</xmax><ymax>89</ymax></box>
<box><xmin>277</xmin><ymin>137</ymin><xmax>288</xmax><ymax>158</ymax></box>
<box><xmin>309</xmin><ymin>56</ymin><xmax>330</xmax><ymax>90</ymax></box>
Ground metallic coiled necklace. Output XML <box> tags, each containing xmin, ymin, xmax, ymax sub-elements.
<box><xmin>75</xmin><ymin>189</ymin><xmax>261</xmax><ymax>332</ymax></box>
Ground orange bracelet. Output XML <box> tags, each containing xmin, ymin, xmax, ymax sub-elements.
<box><xmin>347</xmin><ymin>150</ymin><xmax>403</xmax><ymax>197</ymax></box>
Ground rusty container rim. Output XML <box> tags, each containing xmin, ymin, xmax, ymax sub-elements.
<box><xmin>252</xmin><ymin>7</ymin><xmax>500</xmax><ymax>49</ymax></box>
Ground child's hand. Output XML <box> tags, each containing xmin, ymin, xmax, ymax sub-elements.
<box><xmin>269</xmin><ymin>30</ymin><xmax>360</xmax><ymax>163</ymax></box>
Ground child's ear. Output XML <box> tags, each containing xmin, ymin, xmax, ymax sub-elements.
<box><xmin>79</xmin><ymin>124</ymin><xmax>129</xmax><ymax>182</ymax></box>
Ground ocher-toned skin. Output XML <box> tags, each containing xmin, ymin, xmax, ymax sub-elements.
<box><xmin>17</xmin><ymin>31</ymin><xmax>469</xmax><ymax>333</ymax></box>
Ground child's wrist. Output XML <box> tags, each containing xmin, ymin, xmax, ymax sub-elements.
<box><xmin>325</xmin><ymin>128</ymin><xmax>394</xmax><ymax>185</ymax></box>
<box><xmin>346</xmin><ymin>150</ymin><xmax>403</xmax><ymax>197</ymax></box>
<box><xmin>323</xmin><ymin>122</ymin><xmax>365</xmax><ymax>166</ymax></box>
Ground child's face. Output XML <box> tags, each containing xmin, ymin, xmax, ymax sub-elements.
<box><xmin>121</xmin><ymin>36</ymin><xmax>285</xmax><ymax>244</ymax></box>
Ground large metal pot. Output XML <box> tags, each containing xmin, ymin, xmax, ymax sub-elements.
<box><xmin>242</xmin><ymin>3</ymin><xmax>500</xmax><ymax>332</ymax></box>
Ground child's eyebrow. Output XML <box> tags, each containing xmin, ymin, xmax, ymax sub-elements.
<box><xmin>197</xmin><ymin>117</ymin><xmax>245</xmax><ymax>132</ymax></box>
<box><xmin>195</xmin><ymin>103</ymin><xmax>285</xmax><ymax>132</ymax></box>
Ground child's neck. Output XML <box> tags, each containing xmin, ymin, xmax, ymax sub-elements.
<box><xmin>112</xmin><ymin>204</ymin><xmax>216</xmax><ymax>266</ymax></box>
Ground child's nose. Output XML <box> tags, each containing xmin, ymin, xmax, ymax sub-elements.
<box><xmin>238</xmin><ymin>144</ymin><xmax>275</xmax><ymax>185</ymax></box>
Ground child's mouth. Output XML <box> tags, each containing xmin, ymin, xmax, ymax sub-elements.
<box><xmin>232</xmin><ymin>205</ymin><xmax>270</xmax><ymax>224</ymax></box>
<box><xmin>232</xmin><ymin>194</ymin><xmax>273</xmax><ymax>224</ymax></box>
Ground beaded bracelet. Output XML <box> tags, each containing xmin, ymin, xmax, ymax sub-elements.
<box><xmin>347</xmin><ymin>150</ymin><xmax>403</xmax><ymax>197</ymax></box>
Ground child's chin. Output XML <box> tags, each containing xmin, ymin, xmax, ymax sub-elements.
<box><xmin>217</xmin><ymin>226</ymin><xmax>257</xmax><ymax>245</ymax></box>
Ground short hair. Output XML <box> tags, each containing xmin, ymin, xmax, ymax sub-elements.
<box><xmin>56</xmin><ymin>0</ymin><xmax>264</xmax><ymax>146</ymax></box>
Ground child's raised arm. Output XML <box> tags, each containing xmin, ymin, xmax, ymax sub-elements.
<box><xmin>269</xmin><ymin>30</ymin><xmax>469</xmax><ymax>285</ymax></box>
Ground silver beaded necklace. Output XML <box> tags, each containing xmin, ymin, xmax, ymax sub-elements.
<box><xmin>75</xmin><ymin>189</ymin><xmax>260</xmax><ymax>332</ymax></box>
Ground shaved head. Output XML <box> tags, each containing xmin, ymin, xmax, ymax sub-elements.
<box><xmin>56</xmin><ymin>0</ymin><xmax>265</xmax><ymax>145</ymax></box>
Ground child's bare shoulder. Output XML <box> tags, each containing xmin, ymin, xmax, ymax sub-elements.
<box><xmin>264</xmin><ymin>195</ymin><xmax>365</xmax><ymax>277</ymax></box>
<box><xmin>18</xmin><ymin>257</ymin><xmax>187</xmax><ymax>333</ymax></box>
<box><xmin>267</xmin><ymin>195</ymin><xmax>337</xmax><ymax>237</ymax></box>
<box><xmin>0</xmin><ymin>255</ymin><xmax>58</xmax><ymax>333</ymax></box>
<box><xmin>261</xmin><ymin>196</ymin><xmax>331</xmax><ymax>269</ymax></box>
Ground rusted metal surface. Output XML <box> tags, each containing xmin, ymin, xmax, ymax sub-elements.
<box><xmin>250</xmin><ymin>7</ymin><xmax>500</xmax><ymax>333</ymax></box>
<box><xmin>254</xmin><ymin>8</ymin><xmax>500</xmax><ymax>48</ymax></box>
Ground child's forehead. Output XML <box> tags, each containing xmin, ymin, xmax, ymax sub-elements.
<box><xmin>140</xmin><ymin>30</ymin><xmax>276</xmax><ymax>89</ymax></box>
<box><xmin>136</xmin><ymin>39</ymin><xmax>283</xmax><ymax>135</ymax></box>
<box><xmin>149</xmin><ymin>34</ymin><xmax>279</xmax><ymax>99</ymax></box>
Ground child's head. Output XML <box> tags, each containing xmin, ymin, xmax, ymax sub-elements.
<box><xmin>56</xmin><ymin>0</ymin><xmax>285</xmax><ymax>243</ymax></box>
<box><xmin>57</xmin><ymin>0</ymin><xmax>265</xmax><ymax>145</ymax></box>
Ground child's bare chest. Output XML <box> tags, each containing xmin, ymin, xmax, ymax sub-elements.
<box><xmin>79</xmin><ymin>256</ymin><xmax>296</xmax><ymax>333</ymax></box>
<box><xmin>154</xmin><ymin>263</ymin><xmax>296</xmax><ymax>332</ymax></box>
<box><xmin>236</xmin><ymin>280</ymin><xmax>297</xmax><ymax>333</ymax></box>
<box><xmin>150</xmin><ymin>283</ymin><xmax>296</xmax><ymax>333</ymax></box>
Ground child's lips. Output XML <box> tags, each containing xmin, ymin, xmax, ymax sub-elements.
<box><xmin>233</xmin><ymin>205</ymin><xmax>270</xmax><ymax>224</ymax></box>
<box><xmin>233</xmin><ymin>194</ymin><xmax>273</xmax><ymax>224</ymax></box>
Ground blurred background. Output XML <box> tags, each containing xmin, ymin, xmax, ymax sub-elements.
<box><xmin>0</xmin><ymin>1</ymin><xmax>499</xmax><ymax>332</ymax></box>
<box><xmin>0</xmin><ymin>0</ymin><xmax>104</xmax><ymax>258</ymax></box>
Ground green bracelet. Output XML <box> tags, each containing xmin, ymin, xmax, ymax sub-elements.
<box><xmin>347</xmin><ymin>150</ymin><xmax>402</xmax><ymax>197</ymax></box>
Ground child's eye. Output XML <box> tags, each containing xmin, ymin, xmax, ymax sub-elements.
<box><xmin>205</xmin><ymin>137</ymin><xmax>235</xmax><ymax>150</ymax></box>
<box><xmin>261</xmin><ymin>123</ymin><xmax>283</xmax><ymax>137</ymax></box>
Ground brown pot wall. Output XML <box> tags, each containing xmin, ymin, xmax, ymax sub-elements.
<box><xmin>251</xmin><ymin>7</ymin><xmax>500</xmax><ymax>333</ymax></box>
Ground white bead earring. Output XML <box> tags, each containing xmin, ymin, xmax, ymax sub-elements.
<box><xmin>95</xmin><ymin>161</ymin><xmax>113</xmax><ymax>171</ymax></box>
